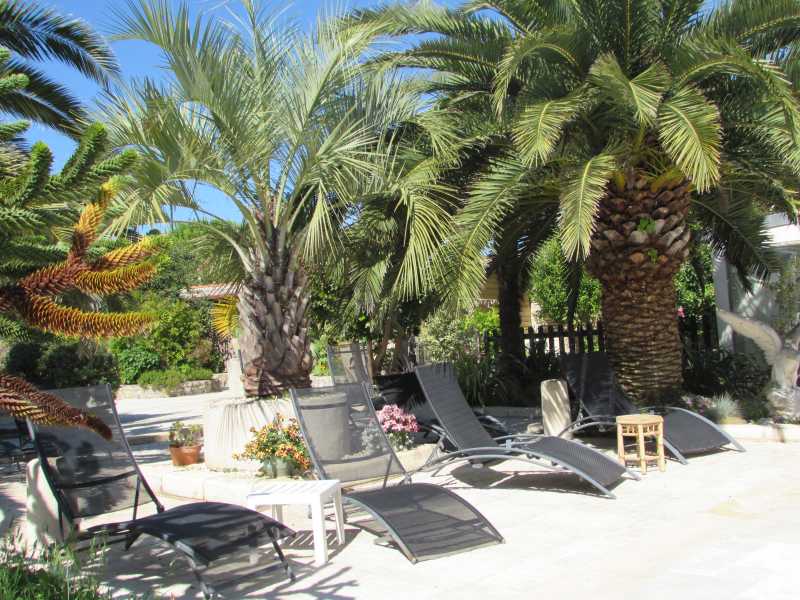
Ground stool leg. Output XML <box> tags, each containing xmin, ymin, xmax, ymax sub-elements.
<box><xmin>657</xmin><ymin>425</ymin><xmax>666</xmax><ymax>472</ymax></box>
<box><xmin>617</xmin><ymin>425</ymin><xmax>625</xmax><ymax>464</ymax></box>
<box><xmin>637</xmin><ymin>426</ymin><xmax>647</xmax><ymax>474</ymax></box>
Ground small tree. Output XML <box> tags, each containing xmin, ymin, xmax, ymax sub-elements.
<box><xmin>0</xmin><ymin>50</ymin><xmax>157</xmax><ymax>437</ymax></box>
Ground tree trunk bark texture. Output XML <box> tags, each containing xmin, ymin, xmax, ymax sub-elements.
<box><xmin>586</xmin><ymin>170</ymin><xmax>692</xmax><ymax>404</ymax></box>
<box><xmin>495</xmin><ymin>262</ymin><xmax>527</xmax><ymax>403</ymax></box>
<box><xmin>237</xmin><ymin>228</ymin><xmax>312</xmax><ymax>397</ymax></box>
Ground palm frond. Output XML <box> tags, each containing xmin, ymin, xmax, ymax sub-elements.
<box><xmin>589</xmin><ymin>54</ymin><xmax>671</xmax><ymax>126</ymax></box>
<box><xmin>657</xmin><ymin>85</ymin><xmax>721</xmax><ymax>192</ymax></box>
<box><xmin>558</xmin><ymin>152</ymin><xmax>617</xmax><ymax>260</ymax></box>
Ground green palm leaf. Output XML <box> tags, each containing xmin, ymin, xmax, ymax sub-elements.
<box><xmin>558</xmin><ymin>152</ymin><xmax>616</xmax><ymax>260</ymax></box>
<box><xmin>589</xmin><ymin>53</ymin><xmax>670</xmax><ymax>126</ymax></box>
<box><xmin>513</xmin><ymin>89</ymin><xmax>589</xmax><ymax>166</ymax></box>
<box><xmin>657</xmin><ymin>85</ymin><xmax>721</xmax><ymax>192</ymax></box>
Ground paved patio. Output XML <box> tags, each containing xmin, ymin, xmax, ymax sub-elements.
<box><xmin>3</xmin><ymin>440</ymin><xmax>797</xmax><ymax>599</ymax></box>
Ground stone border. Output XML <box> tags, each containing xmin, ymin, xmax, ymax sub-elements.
<box><xmin>116</xmin><ymin>378</ymin><xmax>224</xmax><ymax>400</ymax></box>
<box><xmin>139</xmin><ymin>444</ymin><xmax>436</xmax><ymax>503</ymax></box>
<box><xmin>721</xmin><ymin>423</ymin><xmax>800</xmax><ymax>443</ymax></box>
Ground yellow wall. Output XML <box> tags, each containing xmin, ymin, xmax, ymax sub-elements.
<box><xmin>477</xmin><ymin>274</ymin><xmax>532</xmax><ymax>328</ymax></box>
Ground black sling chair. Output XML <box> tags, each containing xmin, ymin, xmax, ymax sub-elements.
<box><xmin>28</xmin><ymin>385</ymin><xmax>295</xmax><ymax>599</ymax></box>
<box><xmin>560</xmin><ymin>353</ymin><xmax>745</xmax><ymax>464</ymax></box>
<box><xmin>290</xmin><ymin>383</ymin><xmax>504</xmax><ymax>563</ymax></box>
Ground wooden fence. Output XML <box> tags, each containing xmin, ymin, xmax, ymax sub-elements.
<box><xmin>481</xmin><ymin>311</ymin><xmax>718</xmax><ymax>360</ymax></box>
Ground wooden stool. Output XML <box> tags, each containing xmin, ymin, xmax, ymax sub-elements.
<box><xmin>616</xmin><ymin>414</ymin><xmax>665</xmax><ymax>473</ymax></box>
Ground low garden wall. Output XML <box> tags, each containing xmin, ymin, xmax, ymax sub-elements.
<box><xmin>116</xmin><ymin>376</ymin><xmax>226</xmax><ymax>400</ymax></box>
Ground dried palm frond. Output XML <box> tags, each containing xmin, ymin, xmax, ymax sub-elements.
<box><xmin>0</xmin><ymin>374</ymin><xmax>112</xmax><ymax>440</ymax></box>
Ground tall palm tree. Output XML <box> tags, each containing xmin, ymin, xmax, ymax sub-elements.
<box><xmin>100</xmin><ymin>0</ymin><xmax>451</xmax><ymax>396</ymax></box>
<box><xmin>355</xmin><ymin>0</ymin><xmax>800</xmax><ymax>402</ymax></box>
<box><xmin>349</xmin><ymin>3</ymin><xmax>553</xmax><ymax>396</ymax></box>
<box><xmin>0</xmin><ymin>0</ymin><xmax>119</xmax><ymax>136</ymax></box>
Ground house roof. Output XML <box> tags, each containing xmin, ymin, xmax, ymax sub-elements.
<box><xmin>180</xmin><ymin>283</ymin><xmax>239</xmax><ymax>300</ymax></box>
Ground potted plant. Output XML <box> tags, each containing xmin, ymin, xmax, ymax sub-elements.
<box><xmin>234</xmin><ymin>414</ymin><xmax>311</xmax><ymax>477</ymax></box>
<box><xmin>376</xmin><ymin>404</ymin><xmax>419</xmax><ymax>451</ymax></box>
<box><xmin>168</xmin><ymin>421</ymin><xmax>204</xmax><ymax>466</ymax></box>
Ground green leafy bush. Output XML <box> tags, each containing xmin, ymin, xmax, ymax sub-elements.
<box><xmin>137</xmin><ymin>366</ymin><xmax>214</xmax><ymax>392</ymax></box>
<box><xmin>110</xmin><ymin>339</ymin><xmax>162</xmax><ymax>384</ymax></box>
<box><xmin>109</xmin><ymin>295</ymin><xmax>223</xmax><ymax>380</ymax></box>
<box><xmin>682</xmin><ymin>347</ymin><xmax>770</xmax><ymax>421</ymax></box>
<box><xmin>419</xmin><ymin>308</ymin><xmax>505</xmax><ymax>405</ymax></box>
<box><xmin>0</xmin><ymin>537</ymin><xmax>110</xmax><ymax>600</ymax></box>
<box><xmin>529</xmin><ymin>237</ymin><xmax>601</xmax><ymax>324</ymax></box>
<box><xmin>3</xmin><ymin>339</ymin><xmax>119</xmax><ymax>389</ymax></box>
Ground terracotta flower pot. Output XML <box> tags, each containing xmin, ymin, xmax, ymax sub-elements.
<box><xmin>169</xmin><ymin>445</ymin><xmax>203</xmax><ymax>466</ymax></box>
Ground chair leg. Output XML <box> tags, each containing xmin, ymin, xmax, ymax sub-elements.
<box><xmin>124</xmin><ymin>532</ymin><xmax>142</xmax><ymax>551</ymax></box>
<box><xmin>271</xmin><ymin>539</ymin><xmax>295</xmax><ymax>582</ymax></box>
<box><xmin>187</xmin><ymin>557</ymin><xmax>215</xmax><ymax>599</ymax></box>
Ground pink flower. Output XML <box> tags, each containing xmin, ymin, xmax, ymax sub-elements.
<box><xmin>377</xmin><ymin>405</ymin><xmax>419</xmax><ymax>434</ymax></box>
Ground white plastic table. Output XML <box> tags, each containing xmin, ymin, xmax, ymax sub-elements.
<box><xmin>246</xmin><ymin>480</ymin><xmax>345</xmax><ymax>566</ymax></box>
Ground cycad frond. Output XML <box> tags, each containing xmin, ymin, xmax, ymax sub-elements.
<box><xmin>0</xmin><ymin>374</ymin><xmax>111</xmax><ymax>440</ymax></box>
<box><xmin>74</xmin><ymin>262</ymin><xmax>157</xmax><ymax>295</ymax></box>
<box><xmin>22</xmin><ymin>295</ymin><xmax>152</xmax><ymax>338</ymax></box>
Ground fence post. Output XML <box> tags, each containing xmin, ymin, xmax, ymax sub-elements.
<box><xmin>557</xmin><ymin>323</ymin><xmax>566</xmax><ymax>355</ymax></box>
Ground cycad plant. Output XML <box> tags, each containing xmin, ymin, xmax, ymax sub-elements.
<box><xmin>0</xmin><ymin>0</ymin><xmax>118</xmax><ymax>135</ymax></box>
<box><xmin>0</xmin><ymin>49</ymin><xmax>157</xmax><ymax>437</ymax></box>
<box><xmin>359</xmin><ymin>0</ymin><xmax>800</xmax><ymax>402</ymax></box>
<box><xmin>102</xmin><ymin>1</ymin><xmax>451</xmax><ymax>396</ymax></box>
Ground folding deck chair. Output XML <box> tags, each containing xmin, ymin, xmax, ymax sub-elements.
<box><xmin>28</xmin><ymin>385</ymin><xmax>295</xmax><ymax>599</ymax></box>
<box><xmin>328</xmin><ymin>342</ymin><xmax>510</xmax><ymax>440</ymax></box>
<box><xmin>414</xmin><ymin>363</ymin><xmax>636</xmax><ymax>499</ymax></box>
<box><xmin>560</xmin><ymin>353</ymin><xmax>745</xmax><ymax>464</ymax></box>
<box><xmin>326</xmin><ymin>342</ymin><xmax>372</xmax><ymax>386</ymax></box>
<box><xmin>289</xmin><ymin>383</ymin><xmax>504</xmax><ymax>563</ymax></box>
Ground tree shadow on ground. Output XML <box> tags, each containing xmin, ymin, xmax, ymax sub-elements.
<box><xmin>88</xmin><ymin>535</ymin><xmax>359</xmax><ymax>599</ymax></box>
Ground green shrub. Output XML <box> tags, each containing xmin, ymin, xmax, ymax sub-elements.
<box><xmin>137</xmin><ymin>366</ymin><xmax>215</xmax><ymax>392</ymax></box>
<box><xmin>0</xmin><ymin>537</ymin><xmax>110</xmax><ymax>600</ymax></box>
<box><xmin>110</xmin><ymin>339</ymin><xmax>162</xmax><ymax>384</ymax></box>
<box><xmin>4</xmin><ymin>339</ymin><xmax>119</xmax><ymax>389</ymax></box>
<box><xmin>109</xmin><ymin>295</ymin><xmax>223</xmax><ymax>378</ymax></box>
<box><xmin>683</xmin><ymin>347</ymin><xmax>770</xmax><ymax>421</ymax></box>
<box><xmin>311</xmin><ymin>338</ymin><xmax>330</xmax><ymax>376</ymax></box>
<box><xmin>3</xmin><ymin>341</ymin><xmax>42</xmax><ymax>381</ymax></box>
<box><xmin>529</xmin><ymin>236</ymin><xmax>601</xmax><ymax>324</ymax></box>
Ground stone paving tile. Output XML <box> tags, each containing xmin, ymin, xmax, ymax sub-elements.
<box><xmin>2</xmin><ymin>440</ymin><xmax>800</xmax><ymax>599</ymax></box>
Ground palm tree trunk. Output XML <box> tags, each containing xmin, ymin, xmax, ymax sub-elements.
<box><xmin>587</xmin><ymin>169</ymin><xmax>692</xmax><ymax>403</ymax></box>
<box><xmin>601</xmin><ymin>278</ymin><xmax>683</xmax><ymax>402</ymax></box>
<box><xmin>496</xmin><ymin>263</ymin><xmax>526</xmax><ymax>402</ymax></box>
<box><xmin>237</xmin><ymin>229</ymin><xmax>312</xmax><ymax>397</ymax></box>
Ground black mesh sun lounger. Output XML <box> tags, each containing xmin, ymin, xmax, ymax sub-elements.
<box><xmin>327</xmin><ymin>342</ymin><xmax>372</xmax><ymax>385</ymax></box>
<box><xmin>289</xmin><ymin>383</ymin><xmax>503</xmax><ymax>563</ymax></box>
<box><xmin>560</xmin><ymin>353</ymin><xmax>745</xmax><ymax>464</ymax></box>
<box><xmin>328</xmin><ymin>342</ymin><xmax>511</xmax><ymax>441</ymax></box>
<box><xmin>414</xmin><ymin>363</ymin><xmax>633</xmax><ymax>499</ymax></box>
<box><xmin>28</xmin><ymin>385</ymin><xmax>295</xmax><ymax>599</ymax></box>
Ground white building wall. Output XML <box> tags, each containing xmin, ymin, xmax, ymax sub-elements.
<box><xmin>713</xmin><ymin>214</ymin><xmax>800</xmax><ymax>355</ymax></box>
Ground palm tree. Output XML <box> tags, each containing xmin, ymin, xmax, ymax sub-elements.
<box><xmin>100</xmin><ymin>0</ymin><xmax>451</xmax><ymax>396</ymax></box>
<box><xmin>348</xmin><ymin>3</ymin><xmax>555</xmax><ymax>397</ymax></box>
<box><xmin>369</xmin><ymin>0</ymin><xmax>800</xmax><ymax>402</ymax></box>
<box><xmin>0</xmin><ymin>0</ymin><xmax>119</xmax><ymax>136</ymax></box>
